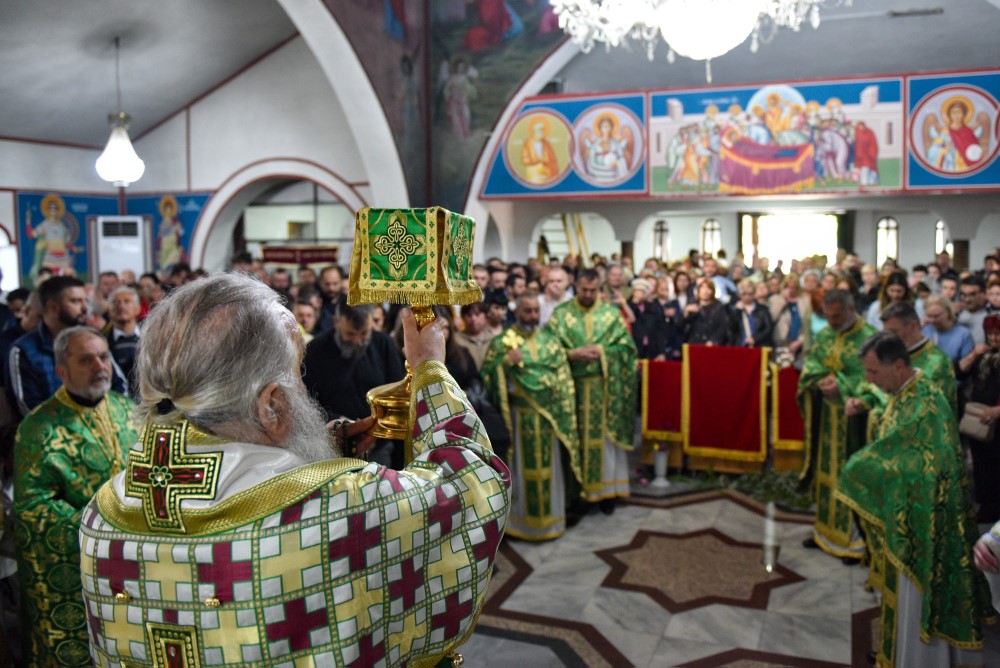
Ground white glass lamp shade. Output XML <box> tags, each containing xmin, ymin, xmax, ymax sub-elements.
<box><xmin>657</xmin><ymin>0</ymin><xmax>765</xmax><ymax>61</ymax></box>
<box><xmin>96</xmin><ymin>125</ymin><xmax>145</xmax><ymax>187</ymax></box>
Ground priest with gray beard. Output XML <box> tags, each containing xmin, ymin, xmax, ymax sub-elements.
<box><xmin>79</xmin><ymin>272</ymin><xmax>510</xmax><ymax>667</ymax></box>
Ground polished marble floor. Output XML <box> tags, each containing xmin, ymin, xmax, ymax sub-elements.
<box><xmin>460</xmin><ymin>492</ymin><xmax>1000</xmax><ymax>667</ymax></box>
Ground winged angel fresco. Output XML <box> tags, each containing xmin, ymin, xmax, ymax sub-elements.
<box><xmin>578</xmin><ymin>112</ymin><xmax>635</xmax><ymax>183</ymax></box>
<box><xmin>922</xmin><ymin>95</ymin><xmax>992</xmax><ymax>173</ymax></box>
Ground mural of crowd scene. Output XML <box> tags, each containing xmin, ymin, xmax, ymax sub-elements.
<box><xmin>17</xmin><ymin>192</ymin><xmax>118</xmax><ymax>287</ymax></box>
<box><xmin>325</xmin><ymin>0</ymin><xmax>429</xmax><ymax>203</ymax></box>
<box><xmin>648</xmin><ymin>79</ymin><xmax>903</xmax><ymax>196</ymax></box>
<box><xmin>907</xmin><ymin>71</ymin><xmax>1000</xmax><ymax>189</ymax></box>
<box><xmin>126</xmin><ymin>193</ymin><xmax>210</xmax><ymax>273</ymax></box>
<box><xmin>431</xmin><ymin>1</ymin><xmax>564</xmax><ymax>208</ymax></box>
<box><xmin>481</xmin><ymin>94</ymin><xmax>647</xmax><ymax>198</ymax></box>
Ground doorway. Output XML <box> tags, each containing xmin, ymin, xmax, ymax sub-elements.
<box><xmin>741</xmin><ymin>213</ymin><xmax>839</xmax><ymax>270</ymax></box>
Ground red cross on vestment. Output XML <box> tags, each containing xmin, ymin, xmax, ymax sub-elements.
<box><xmin>431</xmin><ymin>591</ymin><xmax>473</xmax><ymax>638</ymax></box>
<box><xmin>96</xmin><ymin>539</ymin><xmax>139</xmax><ymax>594</ymax></box>
<box><xmin>197</xmin><ymin>542</ymin><xmax>253</xmax><ymax>603</ymax></box>
<box><xmin>389</xmin><ymin>556</ymin><xmax>424</xmax><ymax>609</ymax></box>
<box><xmin>348</xmin><ymin>633</ymin><xmax>386</xmax><ymax>667</ymax></box>
<box><xmin>328</xmin><ymin>513</ymin><xmax>382</xmax><ymax>571</ymax></box>
<box><xmin>125</xmin><ymin>423</ymin><xmax>222</xmax><ymax>533</ymax></box>
<box><xmin>265</xmin><ymin>597</ymin><xmax>329</xmax><ymax>653</ymax></box>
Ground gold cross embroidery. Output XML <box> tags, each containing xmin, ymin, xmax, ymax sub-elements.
<box><xmin>450</xmin><ymin>223</ymin><xmax>471</xmax><ymax>272</ymax></box>
<box><xmin>125</xmin><ymin>423</ymin><xmax>222</xmax><ymax>533</ymax></box>
<box><xmin>373</xmin><ymin>212</ymin><xmax>423</xmax><ymax>280</ymax></box>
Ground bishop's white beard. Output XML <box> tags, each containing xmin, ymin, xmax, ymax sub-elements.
<box><xmin>283</xmin><ymin>380</ymin><xmax>342</xmax><ymax>463</ymax></box>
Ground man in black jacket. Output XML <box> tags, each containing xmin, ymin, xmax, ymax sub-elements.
<box><xmin>303</xmin><ymin>301</ymin><xmax>406</xmax><ymax>465</ymax></box>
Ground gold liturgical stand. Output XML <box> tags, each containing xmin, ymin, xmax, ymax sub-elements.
<box><xmin>346</xmin><ymin>206</ymin><xmax>482</xmax><ymax>454</ymax></box>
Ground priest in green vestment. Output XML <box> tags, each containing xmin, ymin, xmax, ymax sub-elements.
<box><xmin>547</xmin><ymin>269</ymin><xmax>638</xmax><ymax>512</ymax></box>
<box><xmin>839</xmin><ymin>332</ymin><xmax>994</xmax><ymax>667</ymax></box>
<box><xmin>880</xmin><ymin>301</ymin><xmax>957</xmax><ymax>412</ymax></box>
<box><xmin>13</xmin><ymin>326</ymin><xmax>136</xmax><ymax>667</ymax></box>
<box><xmin>797</xmin><ymin>289</ymin><xmax>875</xmax><ymax>560</ymax></box>
<box><xmin>482</xmin><ymin>292</ymin><xmax>580</xmax><ymax>540</ymax></box>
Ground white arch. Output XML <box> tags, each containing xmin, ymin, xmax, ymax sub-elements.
<box><xmin>278</xmin><ymin>0</ymin><xmax>408</xmax><ymax>207</ymax></box>
<box><xmin>463</xmin><ymin>40</ymin><xmax>580</xmax><ymax>261</ymax></box>
<box><xmin>190</xmin><ymin>158</ymin><xmax>368</xmax><ymax>271</ymax></box>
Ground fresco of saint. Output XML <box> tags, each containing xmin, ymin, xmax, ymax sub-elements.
<box><xmin>26</xmin><ymin>193</ymin><xmax>79</xmax><ymax>282</ymax></box>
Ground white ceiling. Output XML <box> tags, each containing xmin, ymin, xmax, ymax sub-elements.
<box><xmin>0</xmin><ymin>0</ymin><xmax>296</xmax><ymax>147</ymax></box>
<box><xmin>2</xmin><ymin>1</ymin><xmax>1000</xmax><ymax>151</ymax></box>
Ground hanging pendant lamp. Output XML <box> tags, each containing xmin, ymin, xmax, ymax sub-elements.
<box><xmin>95</xmin><ymin>36</ymin><xmax>145</xmax><ymax>187</ymax></box>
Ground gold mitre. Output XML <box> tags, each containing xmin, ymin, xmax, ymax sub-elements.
<box><xmin>348</xmin><ymin>206</ymin><xmax>481</xmax><ymax>309</ymax></box>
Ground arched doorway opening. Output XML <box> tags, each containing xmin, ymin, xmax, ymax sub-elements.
<box><xmin>190</xmin><ymin>159</ymin><xmax>367</xmax><ymax>272</ymax></box>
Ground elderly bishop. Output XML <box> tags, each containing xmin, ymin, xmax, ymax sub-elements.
<box><xmin>79</xmin><ymin>274</ymin><xmax>510</xmax><ymax>667</ymax></box>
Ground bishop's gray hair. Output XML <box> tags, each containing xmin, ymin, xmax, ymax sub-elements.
<box><xmin>134</xmin><ymin>272</ymin><xmax>300</xmax><ymax>437</ymax></box>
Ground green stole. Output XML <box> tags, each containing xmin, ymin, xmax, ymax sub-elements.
<box><xmin>797</xmin><ymin>316</ymin><xmax>875</xmax><ymax>555</ymax></box>
<box><xmin>547</xmin><ymin>299</ymin><xmax>638</xmax><ymax>499</ymax></box>
<box><xmin>838</xmin><ymin>372</ymin><xmax>995</xmax><ymax>666</ymax></box>
<box><xmin>482</xmin><ymin>325</ymin><xmax>579</xmax><ymax>537</ymax></box>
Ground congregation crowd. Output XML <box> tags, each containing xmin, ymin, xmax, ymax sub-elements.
<box><xmin>1</xmin><ymin>239</ymin><xmax>1000</xmax><ymax>666</ymax></box>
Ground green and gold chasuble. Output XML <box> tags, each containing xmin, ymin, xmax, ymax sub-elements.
<box><xmin>482</xmin><ymin>325</ymin><xmax>579</xmax><ymax>540</ymax></box>
<box><xmin>838</xmin><ymin>372</ymin><xmax>995</xmax><ymax>668</ymax></box>
<box><xmin>13</xmin><ymin>388</ymin><xmax>137</xmax><ymax>667</ymax></box>
<box><xmin>797</xmin><ymin>316</ymin><xmax>875</xmax><ymax>557</ymax></box>
<box><xmin>547</xmin><ymin>299</ymin><xmax>638</xmax><ymax>501</ymax></box>
<box><xmin>79</xmin><ymin>361</ymin><xmax>510</xmax><ymax>668</ymax></box>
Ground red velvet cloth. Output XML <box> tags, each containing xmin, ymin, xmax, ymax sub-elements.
<box><xmin>643</xmin><ymin>360</ymin><xmax>682</xmax><ymax>436</ymax></box>
<box><xmin>775</xmin><ymin>366</ymin><xmax>804</xmax><ymax>443</ymax></box>
<box><xmin>684</xmin><ymin>345</ymin><xmax>766</xmax><ymax>460</ymax></box>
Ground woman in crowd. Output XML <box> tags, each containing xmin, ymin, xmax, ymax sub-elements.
<box><xmin>959</xmin><ymin>314</ymin><xmax>1000</xmax><ymax>522</ymax></box>
<box><xmin>921</xmin><ymin>295</ymin><xmax>975</xmax><ymax>363</ymax></box>
<box><xmin>987</xmin><ymin>276</ymin><xmax>1000</xmax><ymax>314</ymax></box>
<box><xmin>627</xmin><ymin>278</ymin><xmax>667</xmax><ymax>359</ymax></box>
<box><xmin>866</xmin><ymin>269</ymin><xmax>924</xmax><ymax>329</ymax></box>
<box><xmin>683</xmin><ymin>278</ymin><xmax>731</xmax><ymax>346</ymax></box>
<box><xmin>754</xmin><ymin>281</ymin><xmax>771</xmax><ymax>306</ymax></box>
<box><xmin>770</xmin><ymin>274</ymin><xmax>809</xmax><ymax>359</ymax></box>
<box><xmin>729</xmin><ymin>280</ymin><xmax>773</xmax><ymax>348</ymax></box>
<box><xmin>672</xmin><ymin>271</ymin><xmax>694</xmax><ymax>311</ymax></box>
<box><xmin>653</xmin><ymin>274</ymin><xmax>683</xmax><ymax>360</ymax></box>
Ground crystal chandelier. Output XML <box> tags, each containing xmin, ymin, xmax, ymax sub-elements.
<box><xmin>95</xmin><ymin>36</ymin><xmax>145</xmax><ymax>187</ymax></box>
<box><xmin>550</xmin><ymin>0</ymin><xmax>850</xmax><ymax>82</ymax></box>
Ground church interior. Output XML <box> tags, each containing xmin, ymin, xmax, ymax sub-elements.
<box><xmin>2</xmin><ymin>1</ymin><xmax>1000</xmax><ymax>666</ymax></box>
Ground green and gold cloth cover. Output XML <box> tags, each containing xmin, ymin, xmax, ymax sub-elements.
<box><xmin>348</xmin><ymin>207</ymin><xmax>481</xmax><ymax>306</ymax></box>
<box><xmin>837</xmin><ymin>372</ymin><xmax>995</xmax><ymax>666</ymax></box>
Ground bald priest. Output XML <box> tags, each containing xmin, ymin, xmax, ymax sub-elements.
<box><xmin>78</xmin><ymin>273</ymin><xmax>511</xmax><ymax>667</ymax></box>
